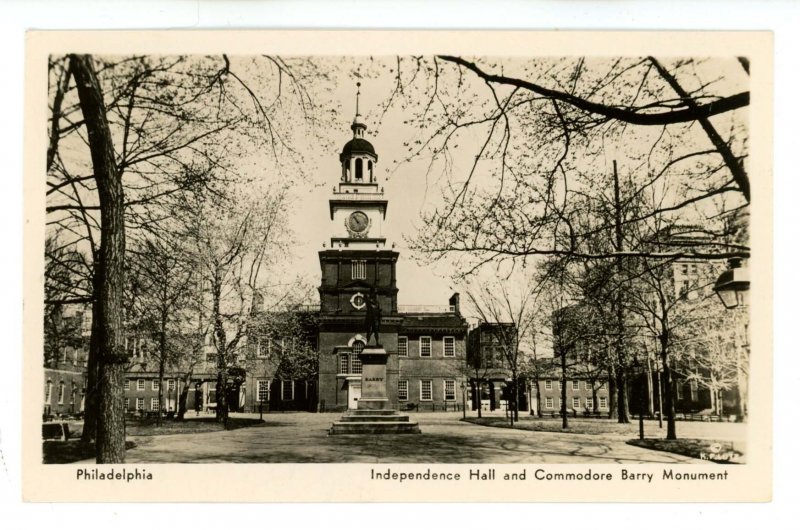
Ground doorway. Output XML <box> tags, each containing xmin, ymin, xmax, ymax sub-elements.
<box><xmin>348</xmin><ymin>382</ymin><xmax>361</xmax><ymax>409</ymax></box>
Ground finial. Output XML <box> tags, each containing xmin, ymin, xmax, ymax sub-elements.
<box><xmin>355</xmin><ymin>82</ymin><xmax>361</xmax><ymax>118</ymax></box>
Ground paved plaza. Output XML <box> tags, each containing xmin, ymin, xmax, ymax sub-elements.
<box><xmin>118</xmin><ymin>412</ymin><xmax>744</xmax><ymax>464</ymax></box>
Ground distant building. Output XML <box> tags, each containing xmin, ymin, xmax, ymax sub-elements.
<box><xmin>43</xmin><ymin>306</ymin><xmax>89</xmax><ymax>419</ymax></box>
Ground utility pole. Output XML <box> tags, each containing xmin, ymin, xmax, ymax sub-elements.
<box><xmin>612</xmin><ymin>161</ymin><xmax>630</xmax><ymax>423</ymax></box>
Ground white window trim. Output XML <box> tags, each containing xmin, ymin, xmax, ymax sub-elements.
<box><xmin>544</xmin><ymin>380</ymin><xmax>552</xmax><ymax>390</ymax></box>
<box><xmin>443</xmin><ymin>336</ymin><xmax>456</xmax><ymax>357</ymax></box>
<box><xmin>57</xmin><ymin>382</ymin><xmax>65</xmax><ymax>404</ymax></box>
<box><xmin>572</xmin><ymin>380</ymin><xmax>580</xmax><ymax>391</ymax></box>
<box><xmin>398</xmin><ymin>336</ymin><xmax>408</xmax><ymax>357</ymax></box>
<box><xmin>124</xmin><ymin>379</ymin><xmax>130</xmax><ymax>391</ymax></box>
<box><xmin>599</xmin><ymin>396</ymin><xmax>608</xmax><ymax>409</ymax></box>
<box><xmin>152</xmin><ymin>380</ymin><xmax>159</xmax><ymax>391</ymax></box>
<box><xmin>545</xmin><ymin>396</ymin><xmax>553</xmax><ymax>409</ymax></box>
<box><xmin>572</xmin><ymin>397</ymin><xmax>581</xmax><ymax>409</ymax></box>
<box><xmin>124</xmin><ymin>398</ymin><xmax>130</xmax><ymax>411</ymax></box>
<box><xmin>586</xmin><ymin>397</ymin><xmax>594</xmax><ymax>409</ymax></box>
<box><xmin>585</xmin><ymin>381</ymin><xmax>592</xmax><ymax>391</ymax></box>
<box><xmin>256</xmin><ymin>379</ymin><xmax>270</xmax><ymax>403</ymax></box>
<box><xmin>340</xmin><ymin>353</ymin><xmax>349</xmax><ymax>374</ymax></box>
<box><xmin>281</xmin><ymin>380</ymin><xmax>294</xmax><ymax>401</ymax></box>
<box><xmin>136</xmin><ymin>397</ymin><xmax>145</xmax><ymax>410</ymax></box>
<box><xmin>168</xmin><ymin>379</ymin><xmax>176</xmax><ymax>391</ymax></box>
<box><xmin>398</xmin><ymin>380</ymin><xmax>409</xmax><ymax>401</ymax></box>
<box><xmin>444</xmin><ymin>380</ymin><xmax>456</xmax><ymax>401</ymax></box>
<box><xmin>420</xmin><ymin>380</ymin><xmax>433</xmax><ymax>401</ymax></box>
<box><xmin>137</xmin><ymin>379</ymin><xmax>145</xmax><ymax>391</ymax></box>
<box><xmin>151</xmin><ymin>397</ymin><xmax>159</xmax><ymax>411</ymax></box>
<box><xmin>420</xmin><ymin>336</ymin><xmax>432</xmax><ymax>357</ymax></box>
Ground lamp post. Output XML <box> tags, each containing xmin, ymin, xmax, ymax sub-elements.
<box><xmin>460</xmin><ymin>381</ymin><xmax>466</xmax><ymax>419</ymax></box>
<box><xmin>714</xmin><ymin>258</ymin><xmax>750</xmax><ymax>309</ymax></box>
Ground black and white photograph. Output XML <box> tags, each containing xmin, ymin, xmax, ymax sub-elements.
<box><xmin>22</xmin><ymin>30</ymin><xmax>772</xmax><ymax>502</ymax></box>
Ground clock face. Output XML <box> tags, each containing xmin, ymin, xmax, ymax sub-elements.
<box><xmin>347</xmin><ymin>211</ymin><xmax>370</xmax><ymax>234</ymax></box>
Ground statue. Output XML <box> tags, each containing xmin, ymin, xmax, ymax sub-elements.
<box><xmin>364</xmin><ymin>287</ymin><xmax>382</xmax><ymax>346</ymax></box>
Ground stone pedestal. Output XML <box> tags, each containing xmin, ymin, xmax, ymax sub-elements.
<box><xmin>329</xmin><ymin>346</ymin><xmax>420</xmax><ymax>435</ymax></box>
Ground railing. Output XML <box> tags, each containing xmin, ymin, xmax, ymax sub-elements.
<box><xmin>330</xmin><ymin>192</ymin><xmax>385</xmax><ymax>200</ymax></box>
<box><xmin>398</xmin><ymin>305</ymin><xmax>456</xmax><ymax>314</ymax></box>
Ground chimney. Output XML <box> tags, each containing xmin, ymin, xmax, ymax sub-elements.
<box><xmin>449</xmin><ymin>293</ymin><xmax>461</xmax><ymax>315</ymax></box>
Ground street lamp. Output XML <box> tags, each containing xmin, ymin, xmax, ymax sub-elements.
<box><xmin>714</xmin><ymin>258</ymin><xmax>750</xmax><ymax>309</ymax></box>
<box><xmin>460</xmin><ymin>381</ymin><xmax>466</xmax><ymax>419</ymax></box>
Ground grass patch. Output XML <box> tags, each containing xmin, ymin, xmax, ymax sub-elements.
<box><xmin>463</xmin><ymin>416</ymin><xmax>643</xmax><ymax>436</ymax></box>
<box><xmin>627</xmin><ymin>438</ymin><xmax>745</xmax><ymax>464</ymax></box>
<box><xmin>43</xmin><ymin>440</ymin><xmax>137</xmax><ymax>464</ymax></box>
<box><xmin>126</xmin><ymin>417</ymin><xmax>264</xmax><ymax>436</ymax></box>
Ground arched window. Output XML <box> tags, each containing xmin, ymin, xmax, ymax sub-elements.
<box><xmin>368</xmin><ymin>160</ymin><xmax>373</xmax><ymax>181</ymax></box>
<box><xmin>355</xmin><ymin>158</ymin><xmax>363</xmax><ymax>181</ymax></box>
<box><xmin>45</xmin><ymin>380</ymin><xmax>52</xmax><ymax>403</ymax></box>
<box><xmin>58</xmin><ymin>381</ymin><xmax>65</xmax><ymax>404</ymax></box>
<box><xmin>351</xmin><ymin>341</ymin><xmax>364</xmax><ymax>374</ymax></box>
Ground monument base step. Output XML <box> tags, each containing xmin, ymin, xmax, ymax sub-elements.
<box><xmin>329</xmin><ymin>421</ymin><xmax>421</xmax><ymax>435</ymax></box>
<box><xmin>339</xmin><ymin>414</ymin><xmax>411</xmax><ymax>423</ymax></box>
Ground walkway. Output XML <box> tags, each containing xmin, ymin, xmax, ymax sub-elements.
<box><xmin>124</xmin><ymin>412</ymin><xmax>702</xmax><ymax>464</ymax></box>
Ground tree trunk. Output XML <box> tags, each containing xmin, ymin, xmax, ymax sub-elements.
<box><xmin>561</xmin><ymin>354</ymin><xmax>568</xmax><ymax>429</ymax></box>
<box><xmin>659</xmin><ymin>325</ymin><xmax>677</xmax><ymax>440</ymax></box>
<box><xmin>80</xmin><ymin>298</ymin><xmax>100</xmax><ymax>443</ymax></box>
<box><xmin>177</xmin><ymin>372</ymin><xmax>191</xmax><ymax>421</ymax></box>
<box><xmin>70</xmin><ymin>54</ymin><xmax>127</xmax><ymax>463</ymax></box>
<box><xmin>607</xmin><ymin>363</ymin><xmax>618</xmax><ymax>420</ymax></box>
<box><xmin>157</xmin><ymin>311</ymin><xmax>167</xmax><ymax>426</ymax></box>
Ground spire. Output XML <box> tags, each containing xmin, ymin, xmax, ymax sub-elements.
<box><xmin>351</xmin><ymin>81</ymin><xmax>367</xmax><ymax>138</ymax></box>
<box><xmin>355</xmin><ymin>81</ymin><xmax>361</xmax><ymax>119</ymax></box>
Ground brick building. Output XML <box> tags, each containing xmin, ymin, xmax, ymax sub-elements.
<box><xmin>316</xmin><ymin>99</ymin><xmax>468</xmax><ymax>412</ymax></box>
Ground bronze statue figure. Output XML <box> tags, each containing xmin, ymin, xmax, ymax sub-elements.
<box><xmin>364</xmin><ymin>287</ymin><xmax>382</xmax><ymax>346</ymax></box>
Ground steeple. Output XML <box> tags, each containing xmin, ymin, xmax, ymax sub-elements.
<box><xmin>340</xmin><ymin>82</ymin><xmax>378</xmax><ymax>185</ymax></box>
<box><xmin>351</xmin><ymin>82</ymin><xmax>367</xmax><ymax>139</ymax></box>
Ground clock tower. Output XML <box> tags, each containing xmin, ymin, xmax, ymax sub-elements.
<box><xmin>317</xmin><ymin>84</ymin><xmax>403</xmax><ymax>413</ymax></box>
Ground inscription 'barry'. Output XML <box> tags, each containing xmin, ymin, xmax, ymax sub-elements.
<box><xmin>365</xmin><ymin>377</ymin><xmax>384</xmax><ymax>382</ymax></box>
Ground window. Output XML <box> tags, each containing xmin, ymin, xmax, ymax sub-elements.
<box><xmin>443</xmin><ymin>337</ymin><xmax>455</xmax><ymax>357</ymax></box>
<box><xmin>124</xmin><ymin>379</ymin><xmax>130</xmax><ymax>391</ymax></box>
<box><xmin>585</xmin><ymin>381</ymin><xmax>592</xmax><ymax>390</ymax></box>
<box><xmin>45</xmin><ymin>380</ymin><xmax>52</xmax><ymax>403</ymax></box>
<box><xmin>398</xmin><ymin>336</ymin><xmax>408</xmax><ymax>357</ymax></box>
<box><xmin>599</xmin><ymin>396</ymin><xmax>608</xmax><ymax>409</ymax></box>
<box><xmin>351</xmin><ymin>341</ymin><xmax>364</xmax><ymax>374</ymax></box>
<box><xmin>544</xmin><ymin>380</ymin><xmax>552</xmax><ymax>390</ymax></box>
<box><xmin>137</xmin><ymin>379</ymin><xmax>145</xmax><ymax>391</ymax></box>
<box><xmin>558</xmin><ymin>398</ymin><xmax>563</xmax><ymax>410</ymax></box>
<box><xmin>690</xmin><ymin>263</ymin><xmax>698</xmax><ymax>275</ymax></box>
<box><xmin>152</xmin><ymin>380</ymin><xmax>159</xmax><ymax>391</ymax></box>
<box><xmin>545</xmin><ymin>397</ymin><xmax>553</xmax><ymax>409</ymax></box>
<box><xmin>151</xmin><ymin>398</ymin><xmax>159</xmax><ymax>411</ymax></box>
<box><xmin>282</xmin><ymin>381</ymin><xmax>294</xmax><ymax>401</ymax></box>
<box><xmin>136</xmin><ymin>398</ymin><xmax>144</xmax><ymax>411</ymax></box>
<box><xmin>124</xmin><ymin>398</ymin><xmax>130</xmax><ymax>411</ymax></box>
<box><xmin>676</xmin><ymin>383</ymin><xmax>684</xmax><ymax>400</ymax></box>
<box><xmin>368</xmin><ymin>160</ymin><xmax>373</xmax><ymax>181</ymax></box>
<box><xmin>58</xmin><ymin>382</ymin><xmax>65</xmax><ymax>404</ymax></box>
<box><xmin>444</xmin><ymin>380</ymin><xmax>456</xmax><ymax>401</ymax></box>
<box><xmin>420</xmin><ymin>380</ymin><xmax>433</xmax><ymax>401</ymax></box>
<box><xmin>572</xmin><ymin>397</ymin><xmax>581</xmax><ymax>409</ymax></box>
<box><xmin>351</xmin><ymin>260</ymin><xmax>366</xmax><ymax>280</ymax></box>
<box><xmin>689</xmin><ymin>381</ymin><xmax>698</xmax><ymax>401</ymax></box>
<box><xmin>398</xmin><ymin>380</ymin><xmax>409</xmax><ymax>401</ymax></box>
<box><xmin>257</xmin><ymin>380</ymin><xmax>270</xmax><ymax>403</ymax></box>
<box><xmin>681</xmin><ymin>263</ymin><xmax>689</xmax><ymax>275</ymax></box>
<box><xmin>586</xmin><ymin>397</ymin><xmax>593</xmax><ymax>410</ymax></box>
<box><xmin>340</xmin><ymin>354</ymin><xmax>349</xmax><ymax>374</ymax></box>
<box><xmin>572</xmin><ymin>380</ymin><xmax>580</xmax><ymax>391</ymax></box>
<box><xmin>257</xmin><ymin>337</ymin><xmax>268</xmax><ymax>358</ymax></box>
<box><xmin>420</xmin><ymin>337</ymin><xmax>432</xmax><ymax>357</ymax></box>
<box><xmin>558</xmin><ymin>380</ymin><xmax>563</xmax><ymax>390</ymax></box>
<box><xmin>168</xmin><ymin>379</ymin><xmax>176</xmax><ymax>392</ymax></box>
<box><xmin>350</xmin><ymin>353</ymin><xmax>362</xmax><ymax>374</ymax></box>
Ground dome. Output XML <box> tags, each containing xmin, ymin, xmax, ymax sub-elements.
<box><xmin>340</xmin><ymin>137</ymin><xmax>377</xmax><ymax>162</ymax></box>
